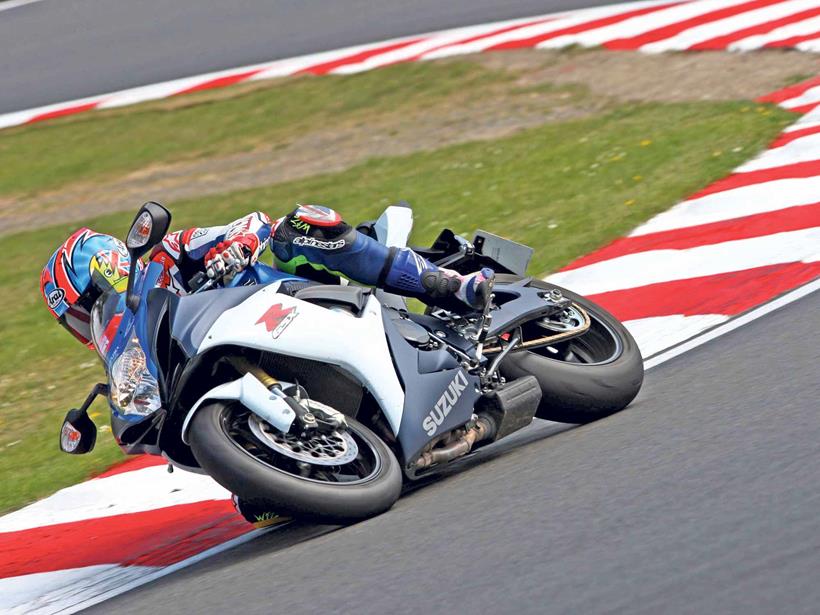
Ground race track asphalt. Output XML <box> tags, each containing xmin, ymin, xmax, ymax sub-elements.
<box><xmin>0</xmin><ymin>0</ymin><xmax>633</xmax><ymax>114</ymax></box>
<box><xmin>86</xmin><ymin>289</ymin><xmax>820</xmax><ymax>615</ymax></box>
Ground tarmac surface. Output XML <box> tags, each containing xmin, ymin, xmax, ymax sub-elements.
<box><xmin>0</xmin><ymin>0</ymin><xmax>631</xmax><ymax>114</ymax></box>
<box><xmin>86</xmin><ymin>289</ymin><xmax>820</xmax><ymax>614</ymax></box>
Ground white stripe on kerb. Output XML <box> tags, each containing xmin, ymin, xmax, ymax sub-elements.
<box><xmin>729</xmin><ymin>14</ymin><xmax>820</xmax><ymax>51</ymax></box>
<box><xmin>0</xmin><ymin>564</ymin><xmax>154</xmax><ymax>615</ymax></box>
<box><xmin>645</xmin><ymin>278</ymin><xmax>820</xmax><ymax>368</ymax></box>
<box><xmin>796</xmin><ymin>37</ymin><xmax>820</xmax><ymax>52</ymax></box>
<box><xmin>628</xmin><ymin>176</ymin><xmax>820</xmax><ymax>237</ymax></box>
<box><xmin>640</xmin><ymin>0</ymin><xmax>820</xmax><ymax>52</ymax></box>
<box><xmin>548</xmin><ymin>227</ymin><xmax>820</xmax><ymax>296</ymax></box>
<box><xmin>330</xmin><ymin>20</ymin><xmax>537</xmax><ymax>74</ymax></box>
<box><xmin>0</xmin><ymin>465</ymin><xmax>230</xmax><ymax>533</ymax></box>
<box><xmin>624</xmin><ymin>313</ymin><xmax>730</xmax><ymax>357</ymax></box>
<box><xmin>778</xmin><ymin>85</ymin><xmax>820</xmax><ymax>111</ymax></box>
<box><xmin>421</xmin><ymin>2</ymin><xmax>665</xmax><ymax>59</ymax></box>
<box><xmin>538</xmin><ymin>0</ymin><xmax>753</xmax><ymax>48</ymax></box>
<box><xmin>735</xmin><ymin>133</ymin><xmax>820</xmax><ymax>172</ymax></box>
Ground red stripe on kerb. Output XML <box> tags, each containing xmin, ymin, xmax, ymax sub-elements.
<box><xmin>296</xmin><ymin>38</ymin><xmax>425</xmax><ymax>75</ymax></box>
<box><xmin>689</xmin><ymin>160</ymin><xmax>820</xmax><ymax>199</ymax></box>
<box><xmin>0</xmin><ymin>500</ymin><xmax>249</xmax><ymax>577</ymax></box>
<box><xmin>486</xmin><ymin>2</ymin><xmax>683</xmax><ymax>50</ymax></box>
<box><xmin>174</xmin><ymin>68</ymin><xmax>266</xmax><ymax>96</ymax></box>
<box><xmin>93</xmin><ymin>454</ymin><xmax>167</xmax><ymax>479</ymax></box>
<box><xmin>561</xmin><ymin>202</ymin><xmax>820</xmax><ymax>271</ymax></box>
<box><xmin>604</xmin><ymin>0</ymin><xmax>787</xmax><ymax>50</ymax></box>
<box><xmin>25</xmin><ymin>102</ymin><xmax>101</xmax><ymax>124</ymax></box>
<box><xmin>786</xmin><ymin>101</ymin><xmax>820</xmax><ymax>115</ymax></box>
<box><xmin>768</xmin><ymin>125</ymin><xmax>820</xmax><ymax>149</ymax></box>
<box><xmin>588</xmin><ymin>261</ymin><xmax>820</xmax><ymax>322</ymax></box>
<box><xmin>764</xmin><ymin>30</ymin><xmax>820</xmax><ymax>48</ymax></box>
<box><xmin>757</xmin><ymin>76</ymin><xmax>820</xmax><ymax>104</ymax></box>
<box><xmin>404</xmin><ymin>18</ymin><xmax>553</xmax><ymax>61</ymax></box>
<box><xmin>688</xmin><ymin>7</ymin><xmax>820</xmax><ymax>50</ymax></box>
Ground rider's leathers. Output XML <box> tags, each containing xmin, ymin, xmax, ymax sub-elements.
<box><xmin>149</xmin><ymin>205</ymin><xmax>462</xmax><ymax>304</ymax></box>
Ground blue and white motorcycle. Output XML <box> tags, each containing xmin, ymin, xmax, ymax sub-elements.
<box><xmin>60</xmin><ymin>201</ymin><xmax>643</xmax><ymax>521</ymax></box>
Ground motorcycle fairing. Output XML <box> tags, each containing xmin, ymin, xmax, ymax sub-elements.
<box><xmin>180</xmin><ymin>372</ymin><xmax>296</xmax><ymax>444</ymax></box>
<box><xmin>485</xmin><ymin>278</ymin><xmax>561</xmax><ymax>338</ymax></box>
<box><xmin>197</xmin><ymin>286</ymin><xmax>407</xmax><ymax>435</ymax></box>
<box><xmin>147</xmin><ymin>284</ymin><xmax>264</xmax><ymax>358</ymax></box>
<box><xmin>105</xmin><ymin>262</ymin><xmax>162</xmax><ymax>426</ymax></box>
<box><xmin>383</xmin><ymin>310</ymin><xmax>481</xmax><ymax>464</ymax></box>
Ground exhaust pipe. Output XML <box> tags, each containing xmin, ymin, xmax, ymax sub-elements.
<box><xmin>413</xmin><ymin>415</ymin><xmax>496</xmax><ymax>469</ymax></box>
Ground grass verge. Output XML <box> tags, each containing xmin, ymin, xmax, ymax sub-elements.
<box><xmin>0</xmin><ymin>61</ymin><xmax>514</xmax><ymax>197</ymax></box>
<box><xmin>0</xmin><ymin>70</ymin><xmax>793</xmax><ymax>514</ymax></box>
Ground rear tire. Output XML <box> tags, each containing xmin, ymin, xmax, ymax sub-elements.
<box><xmin>189</xmin><ymin>402</ymin><xmax>402</xmax><ymax>522</ymax></box>
<box><xmin>500</xmin><ymin>278</ymin><xmax>643</xmax><ymax>424</ymax></box>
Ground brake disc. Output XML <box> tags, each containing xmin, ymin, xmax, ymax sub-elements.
<box><xmin>248</xmin><ymin>414</ymin><xmax>359</xmax><ymax>466</ymax></box>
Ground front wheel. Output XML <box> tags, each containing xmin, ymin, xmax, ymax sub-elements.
<box><xmin>189</xmin><ymin>402</ymin><xmax>402</xmax><ymax>522</ymax></box>
<box><xmin>500</xmin><ymin>278</ymin><xmax>644</xmax><ymax>424</ymax></box>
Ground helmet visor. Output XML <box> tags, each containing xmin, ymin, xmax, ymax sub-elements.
<box><xmin>59</xmin><ymin>305</ymin><xmax>93</xmax><ymax>347</ymax></box>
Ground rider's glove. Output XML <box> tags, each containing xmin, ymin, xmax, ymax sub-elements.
<box><xmin>205</xmin><ymin>240</ymin><xmax>251</xmax><ymax>279</ymax></box>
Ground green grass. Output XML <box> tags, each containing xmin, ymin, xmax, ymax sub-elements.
<box><xmin>0</xmin><ymin>61</ymin><xmax>513</xmax><ymax>197</ymax></box>
<box><xmin>0</xmin><ymin>72</ymin><xmax>793</xmax><ymax>514</ymax></box>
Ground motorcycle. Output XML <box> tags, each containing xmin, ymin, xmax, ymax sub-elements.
<box><xmin>59</xmin><ymin>201</ymin><xmax>643</xmax><ymax>521</ymax></box>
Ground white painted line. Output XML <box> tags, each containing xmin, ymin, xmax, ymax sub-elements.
<box><xmin>57</xmin><ymin>524</ymin><xmax>285</xmax><ymax>615</ymax></box>
<box><xmin>623</xmin><ymin>313</ymin><xmax>730</xmax><ymax>357</ymax></box>
<box><xmin>0</xmin><ymin>0</ymin><xmax>47</xmax><ymax>13</ymax></box>
<box><xmin>644</xmin><ymin>277</ymin><xmax>820</xmax><ymax>369</ymax></box>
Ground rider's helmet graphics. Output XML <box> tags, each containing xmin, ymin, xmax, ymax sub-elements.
<box><xmin>40</xmin><ymin>228</ymin><xmax>131</xmax><ymax>347</ymax></box>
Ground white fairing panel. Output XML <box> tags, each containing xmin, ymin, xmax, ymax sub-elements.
<box><xmin>197</xmin><ymin>288</ymin><xmax>406</xmax><ymax>434</ymax></box>
<box><xmin>375</xmin><ymin>205</ymin><xmax>413</xmax><ymax>248</ymax></box>
<box><xmin>181</xmin><ymin>373</ymin><xmax>297</xmax><ymax>443</ymax></box>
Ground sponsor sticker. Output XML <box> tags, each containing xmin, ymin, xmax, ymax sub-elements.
<box><xmin>163</xmin><ymin>231</ymin><xmax>182</xmax><ymax>253</ymax></box>
<box><xmin>422</xmin><ymin>370</ymin><xmax>469</xmax><ymax>436</ymax></box>
<box><xmin>256</xmin><ymin>303</ymin><xmax>298</xmax><ymax>339</ymax></box>
<box><xmin>47</xmin><ymin>288</ymin><xmax>66</xmax><ymax>310</ymax></box>
<box><xmin>292</xmin><ymin>236</ymin><xmax>345</xmax><ymax>250</ymax></box>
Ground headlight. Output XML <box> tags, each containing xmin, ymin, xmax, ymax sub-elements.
<box><xmin>109</xmin><ymin>337</ymin><xmax>161</xmax><ymax>417</ymax></box>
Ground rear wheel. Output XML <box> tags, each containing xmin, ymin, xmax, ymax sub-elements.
<box><xmin>500</xmin><ymin>277</ymin><xmax>643</xmax><ymax>424</ymax></box>
<box><xmin>189</xmin><ymin>402</ymin><xmax>402</xmax><ymax>522</ymax></box>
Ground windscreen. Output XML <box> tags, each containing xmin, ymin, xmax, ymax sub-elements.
<box><xmin>90</xmin><ymin>289</ymin><xmax>126</xmax><ymax>360</ymax></box>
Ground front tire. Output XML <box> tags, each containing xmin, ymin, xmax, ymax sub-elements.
<box><xmin>500</xmin><ymin>278</ymin><xmax>643</xmax><ymax>424</ymax></box>
<box><xmin>189</xmin><ymin>402</ymin><xmax>402</xmax><ymax>522</ymax></box>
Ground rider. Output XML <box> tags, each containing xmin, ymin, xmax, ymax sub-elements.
<box><xmin>40</xmin><ymin>204</ymin><xmax>493</xmax><ymax>527</ymax></box>
<box><xmin>40</xmin><ymin>204</ymin><xmax>494</xmax><ymax>349</ymax></box>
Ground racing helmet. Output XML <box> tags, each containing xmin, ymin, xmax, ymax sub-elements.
<box><xmin>40</xmin><ymin>228</ymin><xmax>131</xmax><ymax>347</ymax></box>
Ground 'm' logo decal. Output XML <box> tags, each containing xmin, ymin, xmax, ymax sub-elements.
<box><xmin>256</xmin><ymin>303</ymin><xmax>298</xmax><ymax>339</ymax></box>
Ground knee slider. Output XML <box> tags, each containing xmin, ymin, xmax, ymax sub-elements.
<box><xmin>421</xmin><ymin>270</ymin><xmax>461</xmax><ymax>299</ymax></box>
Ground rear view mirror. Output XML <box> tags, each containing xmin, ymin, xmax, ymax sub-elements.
<box><xmin>60</xmin><ymin>408</ymin><xmax>97</xmax><ymax>454</ymax></box>
<box><xmin>126</xmin><ymin>201</ymin><xmax>171</xmax><ymax>258</ymax></box>
<box><xmin>125</xmin><ymin>201</ymin><xmax>171</xmax><ymax>311</ymax></box>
